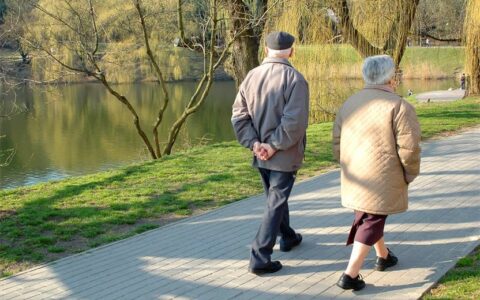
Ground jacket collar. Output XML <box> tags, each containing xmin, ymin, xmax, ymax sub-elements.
<box><xmin>364</xmin><ymin>84</ymin><xmax>395</xmax><ymax>93</ymax></box>
<box><xmin>261</xmin><ymin>57</ymin><xmax>293</xmax><ymax>68</ymax></box>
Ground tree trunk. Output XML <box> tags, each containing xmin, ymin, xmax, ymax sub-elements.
<box><xmin>224</xmin><ymin>0</ymin><xmax>268</xmax><ymax>86</ymax></box>
<box><xmin>383</xmin><ymin>0</ymin><xmax>420</xmax><ymax>67</ymax></box>
<box><xmin>333</xmin><ymin>0</ymin><xmax>382</xmax><ymax>58</ymax></box>
<box><xmin>99</xmin><ymin>75</ymin><xmax>158</xmax><ymax>159</ymax></box>
<box><xmin>331</xmin><ymin>0</ymin><xmax>420</xmax><ymax>69</ymax></box>
<box><xmin>465</xmin><ymin>0</ymin><xmax>480</xmax><ymax>95</ymax></box>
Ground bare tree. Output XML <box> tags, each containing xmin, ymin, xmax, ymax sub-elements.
<box><xmin>174</xmin><ymin>0</ymin><xmax>270</xmax><ymax>87</ymax></box>
<box><xmin>14</xmin><ymin>0</ymin><xmax>278</xmax><ymax>159</ymax></box>
<box><xmin>162</xmin><ymin>0</ymin><xmax>279</xmax><ymax>154</ymax></box>
<box><xmin>413</xmin><ymin>0</ymin><xmax>465</xmax><ymax>43</ymax></box>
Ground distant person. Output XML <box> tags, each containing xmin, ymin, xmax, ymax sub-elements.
<box><xmin>425</xmin><ymin>38</ymin><xmax>430</xmax><ymax>47</ymax></box>
<box><xmin>333</xmin><ymin>55</ymin><xmax>421</xmax><ymax>290</ymax></box>
<box><xmin>461</xmin><ymin>73</ymin><xmax>466</xmax><ymax>90</ymax></box>
<box><xmin>231</xmin><ymin>31</ymin><xmax>309</xmax><ymax>275</ymax></box>
<box><xmin>407</xmin><ymin>89</ymin><xmax>413</xmax><ymax>96</ymax></box>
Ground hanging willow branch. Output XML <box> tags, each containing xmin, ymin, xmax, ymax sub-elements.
<box><xmin>329</xmin><ymin>0</ymin><xmax>420</xmax><ymax>67</ymax></box>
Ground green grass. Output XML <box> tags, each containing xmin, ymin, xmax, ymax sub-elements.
<box><xmin>413</xmin><ymin>97</ymin><xmax>480</xmax><ymax>138</ymax></box>
<box><xmin>423</xmin><ymin>246</ymin><xmax>480</xmax><ymax>300</ymax></box>
<box><xmin>0</xmin><ymin>96</ymin><xmax>479</xmax><ymax>277</ymax></box>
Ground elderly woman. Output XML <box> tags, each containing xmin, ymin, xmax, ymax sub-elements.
<box><xmin>333</xmin><ymin>55</ymin><xmax>421</xmax><ymax>290</ymax></box>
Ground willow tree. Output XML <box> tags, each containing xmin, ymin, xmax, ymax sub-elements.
<box><xmin>14</xmin><ymin>0</ymin><xmax>278</xmax><ymax>158</ymax></box>
<box><xmin>465</xmin><ymin>0</ymin><xmax>480</xmax><ymax>95</ymax></box>
<box><xmin>270</xmin><ymin>0</ymin><xmax>419</xmax><ymax>68</ymax></box>
<box><xmin>331</xmin><ymin>0</ymin><xmax>420</xmax><ymax>67</ymax></box>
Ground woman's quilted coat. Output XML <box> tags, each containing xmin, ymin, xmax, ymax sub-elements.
<box><xmin>333</xmin><ymin>85</ymin><xmax>421</xmax><ymax>215</ymax></box>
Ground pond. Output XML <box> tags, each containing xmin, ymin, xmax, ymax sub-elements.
<box><xmin>0</xmin><ymin>78</ymin><xmax>458</xmax><ymax>189</ymax></box>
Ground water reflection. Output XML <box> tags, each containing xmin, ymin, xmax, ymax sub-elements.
<box><xmin>0</xmin><ymin>81</ymin><xmax>237</xmax><ymax>189</ymax></box>
<box><xmin>0</xmin><ymin>78</ymin><xmax>457</xmax><ymax>189</ymax></box>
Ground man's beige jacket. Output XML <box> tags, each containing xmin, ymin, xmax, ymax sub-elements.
<box><xmin>232</xmin><ymin>57</ymin><xmax>309</xmax><ymax>172</ymax></box>
<box><xmin>333</xmin><ymin>85</ymin><xmax>421</xmax><ymax>215</ymax></box>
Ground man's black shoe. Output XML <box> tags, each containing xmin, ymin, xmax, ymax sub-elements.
<box><xmin>249</xmin><ymin>261</ymin><xmax>282</xmax><ymax>275</ymax></box>
<box><xmin>279</xmin><ymin>233</ymin><xmax>302</xmax><ymax>252</ymax></box>
<box><xmin>336</xmin><ymin>273</ymin><xmax>366</xmax><ymax>291</ymax></box>
<box><xmin>374</xmin><ymin>248</ymin><xmax>398</xmax><ymax>271</ymax></box>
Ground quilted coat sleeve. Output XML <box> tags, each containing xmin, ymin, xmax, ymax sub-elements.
<box><xmin>332</xmin><ymin>112</ymin><xmax>342</xmax><ymax>162</ymax></box>
<box><xmin>231</xmin><ymin>84</ymin><xmax>259</xmax><ymax>150</ymax></box>
<box><xmin>394</xmin><ymin>100</ymin><xmax>422</xmax><ymax>183</ymax></box>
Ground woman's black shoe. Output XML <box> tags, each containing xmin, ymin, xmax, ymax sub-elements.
<box><xmin>336</xmin><ymin>273</ymin><xmax>366</xmax><ymax>291</ymax></box>
<box><xmin>374</xmin><ymin>248</ymin><xmax>398</xmax><ymax>271</ymax></box>
<box><xmin>249</xmin><ymin>261</ymin><xmax>282</xmax><ymax>275</ymax></box>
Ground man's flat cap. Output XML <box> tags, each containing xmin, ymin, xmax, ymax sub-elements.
<box><xmin>265</xmin><ymin>31</ymin><xmax>295</xmax><ymax>50</ymax></box>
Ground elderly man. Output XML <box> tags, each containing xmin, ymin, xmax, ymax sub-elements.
<box><xmin>333</xmin><ymin>55</ymin><xmax>421</xmax><ymax>290</ymax></box>
<box><xmin>231</xmin><ymin>31</ymin><xmax>309</xmax><ymax>274</ymax></box>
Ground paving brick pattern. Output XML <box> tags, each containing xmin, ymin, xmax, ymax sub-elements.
<box><xmin>1</xmin><ymin>128</ymin><xmax>479</xmax><ymax>299</ymax></box>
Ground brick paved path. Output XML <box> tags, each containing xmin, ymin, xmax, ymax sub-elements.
<box><xmin>1</xmin><ymin>128</ymin><xmax>479</xmax><ymax>299</ymax></box>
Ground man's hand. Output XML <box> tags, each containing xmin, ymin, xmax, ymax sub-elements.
<box><xmin>253</xmin><ymin>142</ymin><xmax>277</xmax><ymax>161</ymax></box>
<box><xmin>253</xmin><ymin>142</ymin><xmax>268</xmax><ymax>160</ymax></box>
<box><xmin>260</xmin><ymin>143</ymin><xmax>277</xmax><ymax>160</ymax></box>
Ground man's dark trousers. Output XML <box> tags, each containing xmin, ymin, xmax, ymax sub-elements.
<box><xmin>250</xmin><ymin>168</ymin><xmax>298</xmax><ymax>269</ymax></box>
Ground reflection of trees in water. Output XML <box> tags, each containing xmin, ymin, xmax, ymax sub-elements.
<box><xmin>0</xmin><ymin>83</ymin><xmax>31</xmax><ymax>167</ymax></box>
<box><xmin>0</xmin><ymin>82</ymin><xmax>235</xmax><ymax>185</ymax></box>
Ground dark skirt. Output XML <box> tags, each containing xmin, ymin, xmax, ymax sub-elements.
<box><xmin>346</xmin><ymin>211</ymin><xmax>388</xmax><ymax>246</ymax></box>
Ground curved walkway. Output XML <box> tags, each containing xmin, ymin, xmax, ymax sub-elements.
<box><xmin>1</xmin><ymin>128</ymin><xmax>479</xmax><ymax>299</ymax></box>
<box><xmin>416</xmin><ymin>89</ymin><xmax>466</xmax><ymax>102</ymax></box>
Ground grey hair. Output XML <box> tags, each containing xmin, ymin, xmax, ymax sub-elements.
<box><xmin>362</xmin><ymin>55</ymin><xmax>395</xmax><ymax>85</ymax></box>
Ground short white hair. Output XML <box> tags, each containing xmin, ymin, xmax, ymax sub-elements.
<box><xmin>362</xmin><ymin>55</ymin><xmax>395</xmax><ymax>85</ymax></box>
<box><xmin>266</xmin><ymin>47</ymin><xmax>292</xmax><ymax>58</ymax></box>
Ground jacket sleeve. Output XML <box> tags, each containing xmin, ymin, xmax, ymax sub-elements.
<box><xmin>394</xmin><ymin>100</ymin><xmax>422</xmax><ymax>183</ymax></box>
<box><xmin>231</xmin><ymin>85</ymin><xmax>259</xmax><ymax>150</ymax></box>
<box><xmin>332</xmin><ymin>112</ymin><xmax>342</xmax><ymax>162</ymax></box>
<box><xmin>267</xmin><ymin>79</ymin><xmax>309</xmax><ymax>150</ymax></box>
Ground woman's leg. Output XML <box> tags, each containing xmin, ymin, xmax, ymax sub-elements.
<box><xmin>373</xmin><ymin>237</ymin><xmax>389</xmax><ymax>259</ymax></box>
<box><xmin>344</xmin><ymin>213</ymin><xmax>388</xmax><ymax>277</ymax></box>
<box><xmin>345</xmin><ymin>241</ymin><xmax>371</xmax><ymax>278</ymax></box>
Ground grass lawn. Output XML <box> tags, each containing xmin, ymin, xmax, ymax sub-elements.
<box><xmin>423</xmin><ymin>246</ymin><xmax>480</xmax><ymax>299</ymax></box>
<box><xmin>0</xmin><ymin>96</ymin><xmax>479</xmax><ymax>277</ymax></box>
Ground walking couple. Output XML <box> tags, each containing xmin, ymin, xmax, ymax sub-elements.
<box><xmin>231</xmin><ymin>31</ymin><xmax>421</xmax><ymax>290</ymax></box>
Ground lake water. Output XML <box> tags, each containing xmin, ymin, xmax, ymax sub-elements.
<box><xmin>0</xmin><ymin>78</ymin><xmax>458</xmax><ymax>189</ymax></box>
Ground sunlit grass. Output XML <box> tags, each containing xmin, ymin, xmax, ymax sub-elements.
<box><xmin>415</xmin><ymin>97</ymin><xmax>480</xmax><ymax>138</ymax></box>
<box><xmin>423</xmin><ymin>246</ymin><xmax>480</xmax><ymax>299</ymax></box>
<box><xmin>0</xmin><ymin>96</ymin><xmax>479</xmax><ymax>277</ymax></box>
